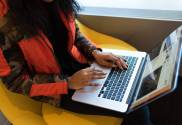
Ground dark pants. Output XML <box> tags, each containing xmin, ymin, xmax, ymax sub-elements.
<box><xmin>149</xmin><ymin>76</ymin><xmax>182</xmax><ymax>125</ymax></box>
<box><xmin>60</xmin><ymin>89</ymin><xmax>152</xmax><ymax>125</ymax></box>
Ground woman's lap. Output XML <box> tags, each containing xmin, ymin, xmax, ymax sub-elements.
<box><xmin>60</xmin><ymin>89</ymin><xmax>152</xmax><ymax>125</ymax></box>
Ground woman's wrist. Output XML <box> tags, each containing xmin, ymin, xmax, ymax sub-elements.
<box><xmin>86</xmin><ymin>46</ymin><xmax>102</xmax><ymax>61</ymax></box>
<box><xmin>54</xmin><ymin>75</ymin><xmax>62</xmax><ymax>82</ymax></box>
<box><xmin>54</xmin><ymin>74</ymin><xmax>69</xmax><ymax>83</ymax></box>
<box><xmin>92</xmin><ymin>49</ymin><xmax>102</xmax><ymax>60</ymax></box>
<box><xmin>66</xmin><ymin>77</ymin><xmax>74</xmax><ymax>89</ymax></box>
<box><xmin>54</xmin><ymin>75</ymin><xmax>73</xmax><ymax>89</ymax></box>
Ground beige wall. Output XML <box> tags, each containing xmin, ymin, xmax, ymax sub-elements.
<box><xmin>78</xmin><ymin>15</ymin><xmax>182</xmax><ymax>52</ymax></box>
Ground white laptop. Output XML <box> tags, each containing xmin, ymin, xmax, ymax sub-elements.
<box><xmin>72</xmin><ymin>29</ymin><xmax>182</xmax><ymax>113</ymax></box>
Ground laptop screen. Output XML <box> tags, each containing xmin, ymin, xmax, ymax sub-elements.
<box><xmin>131</xmin><ymin>27</ymin><xmax>182</xmax><ymax>109</ymax></box>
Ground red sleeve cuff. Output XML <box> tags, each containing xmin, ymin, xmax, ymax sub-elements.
<box><xmin>30</xmin><ymin>82</ymin><xmax>68</xmax><ymax>97</ymax></box>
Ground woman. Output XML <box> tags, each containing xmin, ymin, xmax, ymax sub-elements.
<box><xmin>0</xmin><ymin>0</ymin><xmax>153</xmax><ymax>125</ymax></box>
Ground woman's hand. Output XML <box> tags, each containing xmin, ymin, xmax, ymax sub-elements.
<box><xmin>92</xmin><ymin>50</ymin><xmax>128</xmax><ymax>70</ymax></box>
<box><xmin>68</xmin><ymin>67</ymin><xmax>106</xmax><ymax>90</ymax></box>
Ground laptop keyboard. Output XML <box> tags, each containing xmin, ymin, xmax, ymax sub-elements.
<box><xmin>98</xmin><ymin>56</ymin><xmax>138</xmax><ymax>102</ymax></box>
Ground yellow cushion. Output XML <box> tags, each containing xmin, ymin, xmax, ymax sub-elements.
<box><xmin>42</xmin><ymin>103</ymin><xmax>122</xmax><ymax>125</ymax></box>
<box><xmin>12</xmin><ymin>112</ymin><xmax>47</xmax><ymax>125</ymax></box>
<box><xmin>0</xmin><ymin>81</ymin><xmax>46</xmax><ymax>125</ymax></box>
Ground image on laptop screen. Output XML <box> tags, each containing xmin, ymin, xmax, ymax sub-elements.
<box><xmin>131</xmin><ymin>29</ymin><xmax>182</xmax><ymax>110</ymax></box>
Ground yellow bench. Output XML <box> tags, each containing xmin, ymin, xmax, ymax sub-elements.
<box><xmin>0</xmin><ymin>21</ymin><xmax>137</xmax><ymax>125</ymax></box>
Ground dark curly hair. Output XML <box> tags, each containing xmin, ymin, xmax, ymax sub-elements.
<box><xmin>6</xmin><ymin>0</ymin><xmax>80</xmax><ymax>37</ymax></box>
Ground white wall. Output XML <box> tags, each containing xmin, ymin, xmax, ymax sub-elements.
<box><xmin>77</xmin><ymin>0</ymin><xmax>182</xmax><ymax>11</ymax></box>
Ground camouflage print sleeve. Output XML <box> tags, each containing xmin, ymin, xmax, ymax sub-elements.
<box><xmin>0</xmin><ymin>29</ymin><xmax>67</xmax><ymax>107</ymax></box>
<box><xmin>0</xmin><ymin>30</ymin><xmax>34</xmax><ymax>96</ymax></box>
<box><xmin>74</xmin><ymin>22</ymin><xmax>102</xmax><ymax>61</ymax></box>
